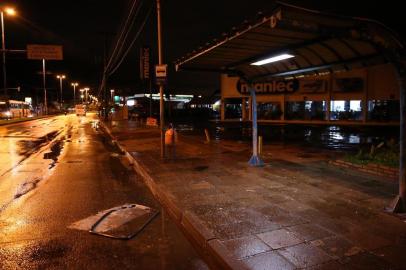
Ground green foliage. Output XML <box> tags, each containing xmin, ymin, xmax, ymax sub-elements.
<box><xmin>344</xmin><ymin>139</ymin><xmax>399</xmax><ymax>168</ymax></box>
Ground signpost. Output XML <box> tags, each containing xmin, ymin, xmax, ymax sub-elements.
<box><xmin>26</xmin><ymin>45</ymin><xmax>63</xmax><ymax>115</ymax></box>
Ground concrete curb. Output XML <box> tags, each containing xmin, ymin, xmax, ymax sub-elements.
<box><xmin>329</xmin><ymin>159</ymin><xmax>398</xmax><ymax>181</ymax></box>
<box><xmin>99</xmin><ymin>121</ymin><xmax>249</xmax><ymax>270</ymax></box>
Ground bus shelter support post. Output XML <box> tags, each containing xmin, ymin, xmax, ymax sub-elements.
<box><xmin>386</xmin><ymin>56</ymin><xmax>406</xmax><ymax>214</ymax></box>
<box><xmin>248</xmin><ymin>87</ymin><xmax>264</xmax><ymax>167</ymax></box>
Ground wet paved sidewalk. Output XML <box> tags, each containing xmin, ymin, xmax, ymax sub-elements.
<box><xmin>104</xmin><ymin>120</ymin><xmax>406</xmax><ymax>270</ymax></box>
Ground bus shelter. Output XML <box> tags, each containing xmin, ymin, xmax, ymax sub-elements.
<box><xmin>175</xmin><ymin>2</ymin><xmax>406</xmax><ymax>212</ymax></box>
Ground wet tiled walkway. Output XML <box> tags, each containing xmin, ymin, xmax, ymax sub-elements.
<box><xmin>106</xmin><ymin>120</ymin><xmax>406</xmax><ymax>270</ymax></box>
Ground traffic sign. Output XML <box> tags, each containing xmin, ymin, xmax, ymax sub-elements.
<box><xmin>27</xmin><ymin>44</ymin><xmax>63</xmax><ymax>60</ymax></box>
<box><xmin>155</xmin><ymin>64</ymin><xmax>167</xmax><ymax>77</ymax></box>
<box><xmin>155</xmin><ymin>64</ymin><xmax>167</xmax><ymax>85</ymax></box>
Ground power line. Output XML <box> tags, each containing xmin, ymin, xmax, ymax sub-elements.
<box><xmin>108</xmin><ymin>4</ymin><xmax>153</xmax><ymax>76</ymax></box>
<box><xmin>105</xmin><ymin>0</ymin><xmax>140</xmax><ymax>73</ymax></box>
<box><xmin>98</xmin><ymin>0</ymin><xmax>152</xmax><ymax>98</ymax></box>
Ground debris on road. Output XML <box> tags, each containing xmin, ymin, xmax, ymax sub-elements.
<box><xmin>69</xmin><ymin>203</ymin><xmax>159</xmax><ymax>240</ymax></box>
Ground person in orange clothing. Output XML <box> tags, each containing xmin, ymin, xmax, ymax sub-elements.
<box><xmin>165</xmin><ymin>123</ymin><xmax>178</xmax><ymax>159</ymax></box>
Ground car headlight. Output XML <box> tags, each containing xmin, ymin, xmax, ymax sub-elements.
<box><xmin>5</xmin><ymin>111</ymin><xmax>11</xmax><ymax>116</ymax></box>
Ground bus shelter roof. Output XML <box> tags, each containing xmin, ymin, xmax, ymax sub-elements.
<box><xmin>175</xmin><ymin>1</ymin><xmax>404</xmax><ymax>81</ymax></box>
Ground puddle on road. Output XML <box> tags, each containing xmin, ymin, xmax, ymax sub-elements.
<box><xmin>43</xmin><ymin>140</ymin><xmax>65</xmax><ymax>169</ymax></box>
<box><xmin>16</xmin><ymin>130</ymin><xmax>60</xmax><ymax>157</ymax></box>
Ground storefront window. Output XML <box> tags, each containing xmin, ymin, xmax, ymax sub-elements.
<box><xmin>285</xmin><ymin>101</ymin><xmax>326</xmax><ymax>120</ymax></box>
<box><xmin>330</xmin><ymin>100</ymin><xmax>362</xmax><ymax>120</ymax></box>
<box><xmin>225</xmin><ymin>103</ymin><xmax>241</xmax><ymax>119</ymax></box>
<box><xmin>368</xmin><ymin>100</ymin><xmax>399</xmax><ymax>121</ymax></box>
<box><xmin>258</xmin><ymin>102</ymin><xmax>282</xmax><ymax>120</ymax></box>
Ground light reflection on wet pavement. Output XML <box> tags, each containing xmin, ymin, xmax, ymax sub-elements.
<box><xmin>177</xmin><ymin>122</ymin><xmax>399</xmax><ymax>152</ymax></box>
<box><xmin>0</xmin><ymin>114</ymin><xmax>208</xmax><ymax>269</ymax></box>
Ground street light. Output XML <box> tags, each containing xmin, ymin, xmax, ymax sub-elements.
<box><xmin>84</xmin><ymin>87</ymin><xmax>89</xmax><ymax>103</ymax></box>
<box><xmin>56</xmin><ymin>74</ymin><xmax>66</xmax><ymax>106</ymax></box>
<box><xmin>79</xmin><ymin>88</ymin><xmax>84</xmax><ymax>104</ymax></box>
<box><xmin>110</xmin><ymin>89</ymin><xmax>114</xmax><ymax>104</ymax></box>
<box><xmin>0</xmin><ymin>6</ymin><xmax>17</xmax><ymax>97</ymax></box>
<box><xmin>71</xmin><ymin>82</ymin><xmax>78</xmax><ymax>105</ymax></box>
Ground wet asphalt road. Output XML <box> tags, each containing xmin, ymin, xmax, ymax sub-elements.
<box><xmin>0</xmin><ymin>114</ymin><xmax>208</xmax><ymax>270</ymax></box>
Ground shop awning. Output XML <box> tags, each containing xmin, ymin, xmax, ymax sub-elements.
<box><xmin>175</xmin><ymin>1</ymin><xmax>404</xmax><ymax>81</ymax></box>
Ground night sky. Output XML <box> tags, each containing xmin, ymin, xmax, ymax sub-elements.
<box><xmin>3</xmin><ymin>0</ymin><xmax>403</xmax><ymax>102</ymax></box>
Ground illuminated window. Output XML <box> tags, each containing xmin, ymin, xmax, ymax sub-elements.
<box><xmin>330</xmin><ymin>100</ymin><xmax>362</xmax><ymax>120</ymax></box>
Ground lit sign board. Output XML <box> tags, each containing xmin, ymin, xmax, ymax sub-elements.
<box><xmin>237</xmin><ymin>79</ymin><xmax>299</xmax><ymax>95</ymax></box>
<box><xmin>140</xmin><ymin>47</ymin><xmax>150</xmax><ymax>80</ymax></box>
<box><xmin>27</xmin><ymin>44</ymin><xmax>63</xmax><ymax>60</ymax></box>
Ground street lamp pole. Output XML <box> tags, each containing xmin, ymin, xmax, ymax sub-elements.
<box><xmin>1</xmin><ymin>11</ymin><xmax>6</xmax><ymax>97</ymax></box>
<box><xmin>80</xmin><ymin>89</ymin><xmax>84</xmax><ymax>104</ymax></box>
<box><xmin>157</xmin><ymin>0</ymin><xmax>165</xmax><ymax>159</ymax></box>
<box><xmin>84</xmin><ymin>87</ymin><xmax>89</xmax><ymax>103</ymax></box>
<box><xmin>110</xmin><ymin>89</ymin><xmax>114</xmax><ymax>104</ymax></box>
<box><xmin>42</xmin><ymin>59</ymin><xmax>47</xmax><ymax>114</ymax></box>
<box><xmin>0</xmin><ymin>7</ymin><xmax>16</xmax><ymax>97</ymax></box>
<box><xmin>56</xmin><ymin>75</ymin><xmax>66</xmax><ymax>107</ymax></box>
<box><xmin>71</xmin><ymin>82</ymin><xmax>78</xmax><ymax>105</ymax></box>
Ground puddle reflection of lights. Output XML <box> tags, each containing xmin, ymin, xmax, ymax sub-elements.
<box><xmin>349</xmin><ymin>135</ymin><xmax>360</xmax><ymax>144</ymax></box>
<box><xmin>330</xmin><ymin>133</ymin><xmax>344</xmax><ymax>140</ymax></box>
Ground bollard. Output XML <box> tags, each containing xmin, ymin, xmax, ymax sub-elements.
<box><xmin>258</xmin><ymin>136</ymin><xmax>263</xmax><ymax>156</ymax></box>
<box><xmin>172</xmin><ymin>127</ymin><xmax>176</xmax><ymax>158</ymax></box>
<box><xmin>204</xmin><ymin>128</ymin><xmax>211</xmax><ymax>143</ymax></box>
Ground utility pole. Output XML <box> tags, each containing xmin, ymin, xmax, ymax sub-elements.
<box><xmin>1</xmin><ymin>11</ymin><xmax>7</xmax><ymax>97</ymax></box>
<box><xmin>42</xmin><ymin>59</ymin><xmax>47</xmax><ymax>114</ymax></box>
<box><xmin>157</xmin><ymin>0</ymin><xmax>165</xmax><ymax>158</ymax></box>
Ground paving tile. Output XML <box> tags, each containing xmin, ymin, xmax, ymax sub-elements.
<box><xmin>371</xmin><ymin>245</ymin><xmax>406</xmax><ymax>269</ymax></box>
<box><xmin>270</xmin><ymin>213</ymin><xmax>309</xmax><ymax>227</ymax></box>
<box><xmin>221</xmin><ymin>235</ymin><xmax>271</xmax><ymax>259</ymax></box>
<box><xmin>257</xmin><ymin>229</ymin><xmax>303</xmax><ymax>249</ymax></box>
<box><xmin>312</xmin><ymin>216</ymin><xmax>352</xmax><ymax>234</ymax></box>
<box><xmin>287</xmin><ymin>223</ymin><xmax>332</xmax><ymax>242</ymax></box>
<box><xmin>210</xmin><ymin>221</ymin><xmax>260</xmax><ymax>240</ymax></box>
<box><xmin>302</xmin><ymin>260</ymin><xmax>347</xmax><ymax>270</ymax></box>
<box><xmin>278</xmin><ymin>243</ymin><xmax>333</xmax><ymax>268</ymax></box>
<box><xmin>257</xmin><ymin>205</ymin><xmax>286</xmax><ymax>217</ymax></box>
<box><xmin>310</xmin><ymin>236</ymin><xmax>363</xmax><ymax>259</ymax></box>
<box><xmin>343</xmin><ymin>227</ymin><xmax>393</xmax><ymax>251</ymax></box>
<box><xmin>340</xmin><ymin>252</ymin><xmax>396</xmax><ymax>270</ymax></box>
<box><xmin>242</xmin><ymin>251</ymin><xmax>296</xmax><ymax>270</ymax></box>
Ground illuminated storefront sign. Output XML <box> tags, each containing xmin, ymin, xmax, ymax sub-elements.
<box><xmin>237</xmin><ymin>79</ymin><xmax>299</xmax><ymax>95</ymax></box>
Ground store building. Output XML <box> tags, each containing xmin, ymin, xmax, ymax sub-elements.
<box><xmin>220</xmin><ymin>63</ymin><xmax>400</xmax><ymax>125</ymax></box>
